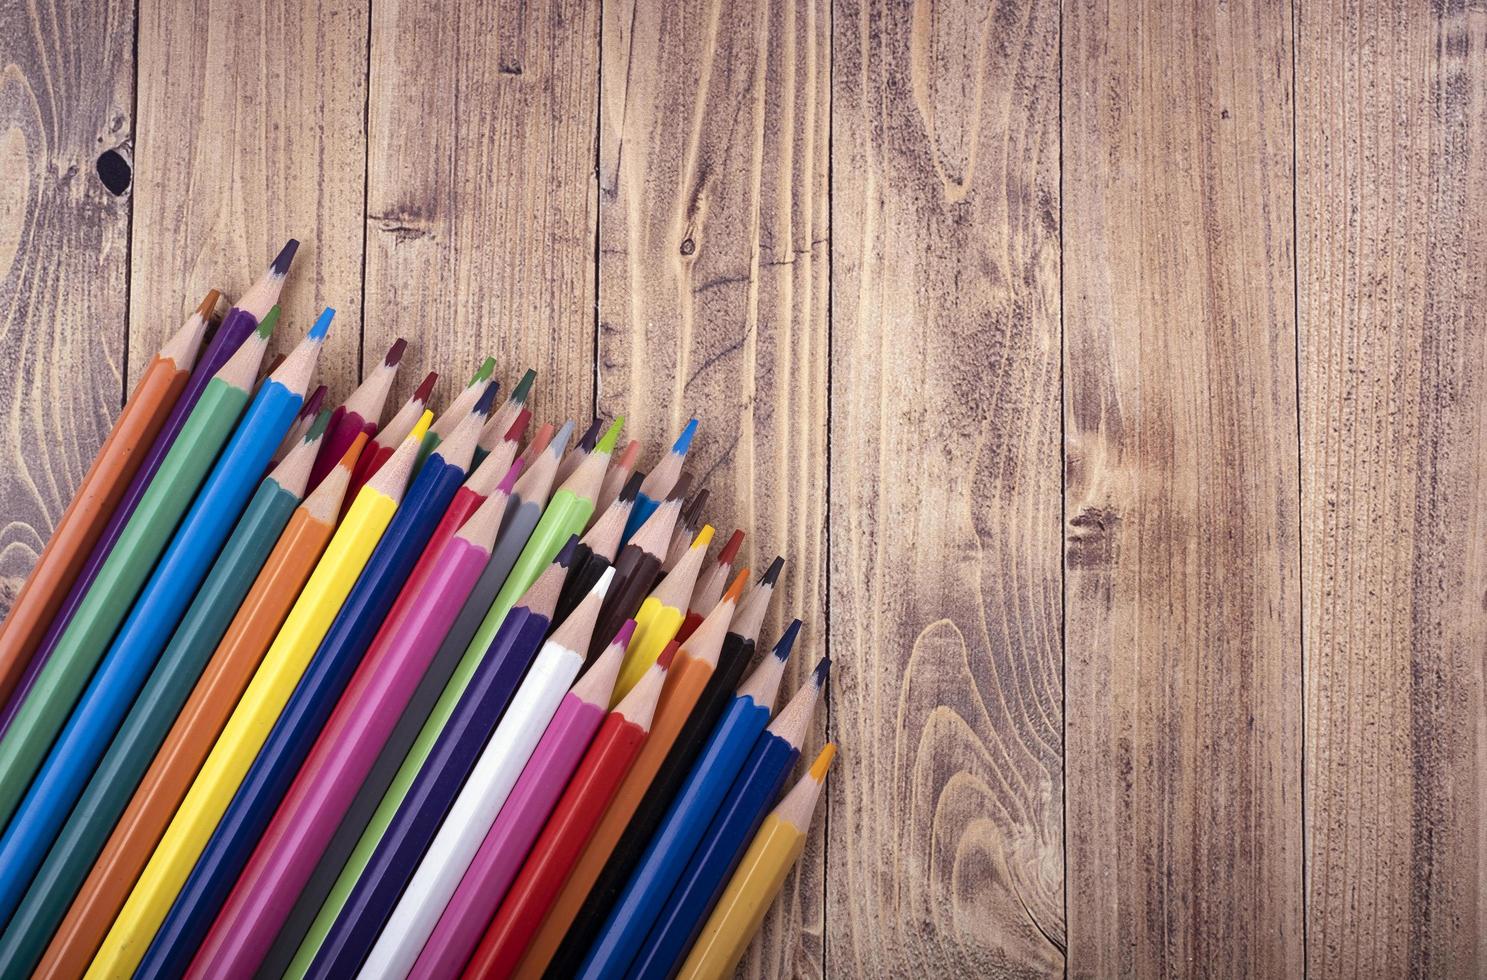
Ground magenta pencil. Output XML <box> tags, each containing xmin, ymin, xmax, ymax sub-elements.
<box><xmin>186</xmin><ymin>460</ymin><xmax>523</xmax><ymax>978</ymax></box>
<box><xmin>310</xmin><ymin>338</ymin><xmax>405</xmax><ymax>488</ymax></box>
<box><xmin>407</xmin><ymin>625</ymin><xmax>648</xmax><ymax>980</ymax></box>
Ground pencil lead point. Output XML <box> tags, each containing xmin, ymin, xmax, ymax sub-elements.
<box><xmin>305</xmin><ymin>407</ymin><xmax>333</xmax><ymax>441</ymax></box>
<box><xmin>301</xmin><ymin>385</ymin><xmax>328</xmax><ymax>419</ymax></box>
<box><xmin>809</xmin><ymin>743</ymin><xmax>838</xmax><ymax>780</ymax></box>
<box><xmin>505</xmin><ymin>408</ymin><xmax>532</xmax><ymax>442</ymax></box>
<box><xmin>410</xmin><ymin>409</ymin><xmax>434</xmax><ymax>442</ymax></box>
<box><xmin>597</xmin><ymin>416</ymin><xmax>624</xmax><ymax>454</ymax></box>
<box><xmin>611</xmin><ymin>618</ymin><xmax>637</xmax><ymax>650</ymax></box>
<box><xmin>672</xmin><ymin>417</ymin><xmax>699</xmax><ymax>455</ymax></box>
<box><xmin>384</xmin><ymin>337</ymin><xmax>408</xmax><ymax>367</ymax></box>
<box><xmin>761</xmin><ymin>555</ymin><xmax>785</xmax><ymax>587</ymax></box>
<box><xmin>657</xmin><ymin>640</ymin><xmax>679</xmax><ymax>670</ymax></box>
<box><xmin>556</xmin><ymin>534</ymin><xmax>581</xmax><ymax>567</ymax></box>
<box><xmin>256</xmin><ymin>306</ymin><xmax>281</xmax><ymax>338</ymax></box>
<box><xmin>511</xmin><ymin>368</ymin><xmax>536</xmax><ymax>402</ymax></box>
<box><xmin>475</xmin><ymin>380</ymin><xmax>501</xmax><ymax>416</ymax></box>
<box><xmin>496</xmin><ymin>458</ymin><xmax>524</xmax><ymax>494</ymax></box>
<box><xmin>773</xmin><ymin>619</ymin><xmax>802</xmax><ymax>661</ymax></box>
<box><xmin>618</xmin><ymin>471</ymin><xmax>644</xmax><ymax>503</ymax></box>
<box><xmin>196</xmin><ymin>289</ymin><xmax>222</xmax><ymax>318</ymax></box>
<box><xmin>309</xmin><ymin>308</ymin><xmax>334</xmax><ymax>340</ymax></box>
<box><xmin>270</xmin><ymin>239</ymin><xmax>299</xmax><ymax>276</ymax></box>
<box><xmin>550</xmin><ymin>420</ymin><xmax>577</xmax><ymax>456</ymax></box>
<box><xmin>413</xmin><ymin>371</ymin><xmax>438</xmax><ymax>403</ymax></box>
<box><xmin>471</xmin><ymin>356</ymin><xmax>497</xmax><ymax>384</ymax></box>
<box><xmin>811</xmin><ymin>655</ymin><xmax>831</xmax><ymax>686</ymax></box>
<box><xmin>718</xmin><ymin>529</ymin><xmax>745</xmax><ymax>565</ymax></box>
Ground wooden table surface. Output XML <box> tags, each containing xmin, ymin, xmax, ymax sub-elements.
<box><xmin>3</xmin><ymin>0</ymin><xmax>1484</xmax><ymax>976</ymax></box>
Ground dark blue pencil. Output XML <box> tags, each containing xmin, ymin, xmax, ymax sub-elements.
<box><xmin>131</xmin><ymin>391</ymin><xmax>491</xmax><ymax>979</ymax></box>
<box><xmin>627</xmin><ymin>658</ymin><xmax>829</xmax><ymax>980</ymax></box>
<box><xmin>304</xmin><ymin>539</ymin><xmax>594</xmax><ymax>980</ymax></box>
<box><xmin>576</xmin><ymin>620</ymin><xmax>800</xmax><ymax>979</ymax></box>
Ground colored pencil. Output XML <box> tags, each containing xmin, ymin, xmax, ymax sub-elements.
<box><xmin>537</xmin><ymin>563</ymin><xmax>778</xmax><ymax>979</ymax></box>
<box><xmin>576</xmin><ymin>621</ymin><xmax>798</xmax><ymax>978</ymax></box>
<box><xmin>309</xmin><ymin>337</ymin><xmax>405</xmax><ymax>487</ymax></box>
<box><xmin>518</xmin><ymin>422</ymin><xmax>556</xmax><ymax>469</ymax></box>
<box><xmin>555</xmin><ymin>417</ymin><xmax>602</xmax><ymax>486</ymax></box>
<box><xmin>345</xmin><ymin>370</ymin><xmax>437</xmax><ymax>509</ymax></box>
<box><xmin>0</xmin><ymin>308</ymin><xmax>280</xmax><ymax>828</ymax></box>
<box><xmin>5</xmin><ymin>243</ymin><xmax>294</xmax><ymax>735</ymax></box>
<box><xmin>662</xmin><ymin>487</ymin><xmax>708</xmax><ymax>575</ymax></box>
<box><xmin>425</xmin><ymin>633</ymin><xmax>667</xmax><ymax>980</ymax></box>
<box><xmin>589</xmin><ymin>477</ymin><xmax>688</xmax><ymax>663</ymax></box>
<box><xmin>674</xmin><ymin>744</ymin><xmax>836</xmax><ymax>980</ymax></box>
<box><xmin>622</xmin><ymin>419</ymin><xmax>697</xmax><ymax>543</ymax></box>
<box><xmin>85</xmin><ymin>413</ymin><xmax>431</xmax><ymax>980</ymax></box>
<box><xmin>419</xmin><ymin>357</ymin><xmax>495</xmax><ymax>467</ymax></box>
<box><xmin>187</xmin><ymin>459</ymin><xmax>522</xmax><ymax>980</ymax></box>
<box><xmin>138</xmin><ymin>396</ymin><xmax>486</xmax><ymax>977</ymax></box>
<box><xmin>593</xmin><ymin>439</ymin><xmax>640</xmax><ymax>525</ymax></box>
<box><xmin>473</xmin><ymin>369</ymin><xmax>535</xmax><ymax>468</ymax></box>
<box><xmin>274</xmin><ymin>427</ymin><xmax>574</xmax><ymax>980</ymax></box>
<box><xmin>302</xmin><ymin>547</ymin><xmax>601</xmax><ymax>980</ymax></box>
<box><xmin>0</xmin><ymin>290</ymin><xmax>214</xmax><ymax>709</ymax></box>
<box><xmin>271</xmin><ymin>385</ymin><xmax>328</xmax><ymax>467</ymax></box>
<box><xmin>553</xmin><ymin>471</ymin><xmax>642</xmax><ymax>627</ymax></box>
<box><xmin>0</xmin><ymin>413</ymin><xmax>328</xmax><ymax>977</ymax></box>
<box><xmin>680</xmin><ymin>530</ymin><xmax>743</xmax><ymax>644</ymax></box>
<box><xmin>475</xmin><ymin>418</ymin><xmax>621</xmax><ymax>661</ymax></box>
<box><xmin>364</xmin><ymin>612</ymin><xmax>633</xmax><ymax>980</ymax></box>
<box><xmin>615</xmin><ymin>524</ymin><xmax>714</xmax><ymax>703</ymax></box>
<box><xmin>629</xmin><ymin>657</ymin><xmax>830</xmax><ymax>979</ymax></box>
<box><xmin>0</xmin><ymin>313</ymin><xmax>322</xmax><ymax>912</ymax></box>
<box><xmin>464</xmin><ymin>629</ymin><xmax>671</xmax><ymax>980</ymax></box>
<box><xmin>30</xmin><ymin>433</ymin><xmax>365</xmax><ymax>980</ymax></box>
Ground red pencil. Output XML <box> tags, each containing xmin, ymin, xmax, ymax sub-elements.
<box><xmin>344</xmin><ymin>370</ymin><xmax>437</xmax><ymax>513</ymax></box>
<box><xmin>676</xmin><ymin>529</ymin><xmax>743</xmax><ymax>644</ymax></box>
<box><xmin>310</xmin><ymin>338</ymin><xmax>405</xmax><ymax>488</ymax></box>
<box><xmin>461</xmin><ymin>640</ymin><xmax>670</xmax><ymax>980</ymax></box>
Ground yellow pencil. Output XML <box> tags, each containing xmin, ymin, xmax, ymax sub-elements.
<box><xmin>613</xmin><ymin>525</ymin><xmax>713</xmax><ymax>703</ymax></box>
<box><xmin>674</xmin><ymin>744</ymin><xmax>836</xmax><ymax>980</ymax></box>
<box><xmin>85</xmin><ymin>413</ymin><xmax>433</xmax><ymax>980</ymax></box>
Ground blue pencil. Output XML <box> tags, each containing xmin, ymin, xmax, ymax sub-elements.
<box><xmin>621</xmin><ymin>419</ymin><xmax>697</xmax><ymax>544</ymax></box>
<box><xmin>628</xmin><ymin>657</ymin><xmax>830</xmax><ymax>980</ymax></box>
<box><xmin>0</xmin><ymin>313</ymin><xmax>323</xmax><ymax>925</ymax></box>
<box><xmin>304</xmin><ymin>541</ymin><xmax>598</xmax><ymax>980</ymax></box>
<box><xmin>132</xmin><ymin>387</ymin><xmax>493</xmax><ymax>978</ymax></box>
<box><xmin>576</xmin><ymin>619</ymin><xmax>801</xmax><ymax>979</ymax></box>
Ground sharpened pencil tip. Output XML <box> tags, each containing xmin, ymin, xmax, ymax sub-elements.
<box><xmin>723</xmin><ymin>569</ymin><xmax>749</xmax><ymax>603</ymax></box>
<box><xmin>301</xmin><ymin>385</ymin><xmax>328</xmax><ymax>419</ymax></box>
<box><xmin>761</xmin><ymin>555</ymin><xmax>785</xmax><ymax>587</ymax></box>
<box><xmin>505</xmin><ymin>408</ymin><xmax>531</xmax><ymax>442</ymax></box>
<box><xmin>811</xmin><ymin>655</ymin><xmax>831</xmax><ymax>686</ymax></box>
<box><xmin>618</xmin><ymin>471</ymin><xmax>644</xmax><ymax>503</ymax></box>
<box><xmin>657</xmin><ymin>640</ymin><xmax>679</xmax><ymax>670</ymax></box>
<box><xmin>597</xmin><ymin>416</ymin><xmax>624</xmax><ymax>454</ymax></box>
<box><xmin>309</xmin><ymin>308</ymin><xmax>334</xmax><ymax>340</ymax></box>
<box><xmin>384</xmin><ymin>337</ymin><xmax>408</xmax><ymax>367</ymax></box>
<box><xmin>557</xmin><ymin>534</ymin><xmax>581</xmax><ymax>567</ymax></box>
<box><xmin>809</xmin><ymin>743</ymin><xmax>837</xmax><ymax>780</ymax></box>
<box><xmin>413</xmin><ymin>371</ymin><xmax>438</xmax><ymax>403</ymax></box>
<box><xmin>718</xmin><ymin>529</ymin><xmax>745</xmax><ymax>566</ymax></box>
<box><xmin>512</xmin><ymin>368</ymin><xmax>536</xmax><ymax>402</ymax></box>
<box><xmin>550</xmin><ymin>420</ymin><xmax>577</xmax><ymax>456</ymax></box>
<box><xmin>496</xmin><ymin>458</ymin><xmax>524</xmax><ymax>494</ymax></box>
<box><xmin>270</xmin><ymin>239</ymin><xmax>299</xmax><ymax>276</ymax></box>
<box><xmin>692</xmin><ymin>525</ymin><xmax>714</xmax><ymax>549</ymax></box>
<box><xmin>196</xmin><ymin>289</ymin><xmax>222</xmax><ymax>318</ymax></box>
<box><xmin>475</xmin><ymin>380</ymin><xmax>501</xmax><ymax>416</ymax></box>
<box><xmin>773</xmin><ymin>619</ymin><xmax>802</xmax><ymax>661</ymax></box>
<box><xmin>410</xmin><ymin>409</ymin><xmax>434</xmax><ymax>442</ymax></box>
<box><xmin>594</xmin><ymin>564</ymin><xmax>616</xmax><ymax>592</ymax></box>
<box><xmin>256</xmin><ymin>306</ymin><xmax>281</xmax><ymax>338</ymax></box>
<box><xmin>611</xmin><ymin>618</ymin><xmax>637</xmax><ymax>650</ymax></box>
<box><xmin>470</xmin><ymin>356</ymin><xmax>497</xmax><ymax>384</ymax></box>
<box><xmin>305</xmin><ymin>407</ymin><xmax>333</xmax><ymax>441</ymax></box>
<box><xmin>672</xmin><ymin>417</ymin><xmax>699</xmax><ymax>455</ymax></box>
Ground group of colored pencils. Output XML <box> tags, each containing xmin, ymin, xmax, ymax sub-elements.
<box><xmin>0</xmin><ymin>241</ymin><xmax>834</xmax><ymax>980</ymax></box>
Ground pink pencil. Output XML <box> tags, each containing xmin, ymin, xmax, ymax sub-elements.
<box><xmin>310</xmin><ymin>337</ymin><xmax>406</xmax><ymax>487</ymax></box>
<box><xmin>408</xmin><ymin>618</ymin><xmax>665</xmax><ymax>979</ymax></box>
<box><xmin>186</xmin><ymin>459</ymin><xmax>523</xmax><ymax>977</ymax></box>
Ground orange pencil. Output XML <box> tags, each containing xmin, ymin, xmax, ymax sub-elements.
<box><xmin>32</xmin><ymin>435</ymin><xmax>367</xmax><ymax>980</ymax></box>
<box><xmin>0</xmin><ymin>291</ymin><xmax>217</xmax><ymax>706</ymax></box>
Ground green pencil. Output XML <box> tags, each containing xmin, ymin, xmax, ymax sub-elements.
<box><xmin>0</xmin><ymin>409</ymin><xmax>328</xmax><ymax>977</ymax></box>
<box><xmin>417</xmin><ymin>357</ymin><xmax>494</xmax><ymax>469</ymax></box>
<box><xmin>0</xmin><ymin>310</ymin><xmax>277</xmax><ymax>818</ymax></box>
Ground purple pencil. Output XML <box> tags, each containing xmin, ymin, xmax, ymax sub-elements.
<box><xmin>407</xmin><ymin>618</ymin><xmax>656</xmax><ymax>980</ymax></box>
<box><xmin>308</xmin><ymin>337</ymin><xmax>406</xmax><ymax>489</ymax></box>
<box><xmin>187</xmin><ymin>456</ymin><xmax>524</xmax><ymax>977</ymax></box>
<box><xmin>0</xmin><ymin>241</ymin><xmax>298</xmax><ymax>736</ymax></box>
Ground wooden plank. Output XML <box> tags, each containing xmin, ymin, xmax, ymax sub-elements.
<box><xmin>1297</xmin><ymin>3</ymin><xmax>1487</xmax><ymax>975</ymax></box>
<box><xmin>362</xmin><ymin>0</ymin><xmax>598</xmax><ymax>419</ymax></box>
<box><xmin>129</xmin><ymin>0</ymin><xmax>368</xmax><ymax>399</ymax></box>
<box><xmin>0</xmin><ymin>0</ymin><xmax>135</xmax><ymax>617</ymax></box>
<box><xmin>594</xmin><ymin>0</ymin><xmax>829</xmax><ymax>974</ymax></box>
<box><xmin>1062</xmin><ymin>1</ymin><xmax>1303</xmax><ymax>976</ymax></box>
<box><xmin>827</xmin><ymin>0</ymin><xmax>1063</xmax><ymax>974</ymax></box>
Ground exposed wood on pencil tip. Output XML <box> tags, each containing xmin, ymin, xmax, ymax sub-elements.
<box><xmin>303</xmin><ymin>431</ymin><xmax>368</xmax><ymax>522</ymax></box>
<box><xmin>767</xmin><ymin>661</ymin><xmax>829</xmax><ymax>745</ymax></box>
<box><xmin>161</xmin><ymin>296</ymin><xmax>215</xmax><ymax>366</ymax></box>
<box><xmin>432</xmin><ymin>399</ymin><xmax>483</xmax><ymax>470</ymax></box>
<box><xmin>304</xmin><ymin>407</ymin><xmax>333</xmax><ymax>442</ymax></box>
<box><xmin>549</xmin><ymin>565</ymin><xmax>614</xmax><ymax>649</ymax></box>
<box><xmin>300</xmin><ymin>385</ymin><xmax>328</xmax><ymax>420</ymax></box>
<box><xmin>269</xmin><ymin>409</ymin><xmax>331</xmax><ymax>498</ymax></box>
<box><xmin>366</xmin><ymin>413</ymin><xmax>431</xmax><ymax>500</ymax></box>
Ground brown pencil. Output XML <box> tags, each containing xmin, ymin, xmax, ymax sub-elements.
<box><xmin>32</xmin><ymin>433</ymin><xmax>367</xmax><ymax>980</ymax></box>
<box><xmin>0</xmin><ymin>291</ymin><xmax>217</xmax><ymax>707</ymax></box>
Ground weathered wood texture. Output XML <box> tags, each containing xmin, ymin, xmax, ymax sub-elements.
<box><xmin>0</xmin><ymin>0</ymin><xmax>134</xmax><ymax>615</ymax></box>
<box><xmin>1297</xmin><ymin>2</ymin><xmax>1487</xmax><ymax>976</ymax></box>
<box><xmin>829</xmin><ymin>0</ymin><xmax>1063</xmax><ymax>976</ymax></box>
<box><xmin>128</xmin><ymin>0</ymin><xmax>368</xmax><ymax>400</ymax></box>
<box><xmin>1062</xmin><ymin>0</ymin><xmax>1304</xmax><ymax>977</ymax></box>
<box><xmin>362</xmin><ymin>0</ymin><xmax>598</xmax><ymax>421</ymax></box>
<box><xmin>594</xmin><ymin>0</ymin><xmax>831</xmax><ymax>974</ymax></box>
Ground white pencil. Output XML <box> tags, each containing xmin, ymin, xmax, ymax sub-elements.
<box><xmin>356</xmin><ymin>569</ymin><xmax>622</xmax><ymax>980</ymax></box>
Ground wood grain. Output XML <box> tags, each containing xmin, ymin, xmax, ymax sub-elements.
<box><xmin>128</xmin><ymin>0</ymin><xmax>368</xmax><ymax>399</ymax></box>
<box><xmin>361</xmin><ymin>0</ymin><xmax>598</xmax><ymax>422</ymax></box>
<box><xmin>1062</xmin><ymin>0</ymin><xmax>1304</xmax><ymax>976</ymax></box>
<box><xmin>828</xmin><ymin>0</ymin><xmax>1063</xmax><ymax>975</ymax></box>
<box><xmin>594</xmin><ymin>0</ymin><xmax>830</xmax><ymax>974</ymax></box>
<box><xmin>1297</xmin><ymin>2</ymin><xmax>1487</xmax><ymax>975</ymax></box>
<box><xmin>0</xmin><ymin>0</ymin><xmax>134</xmax><ymax>620</ymax></box>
